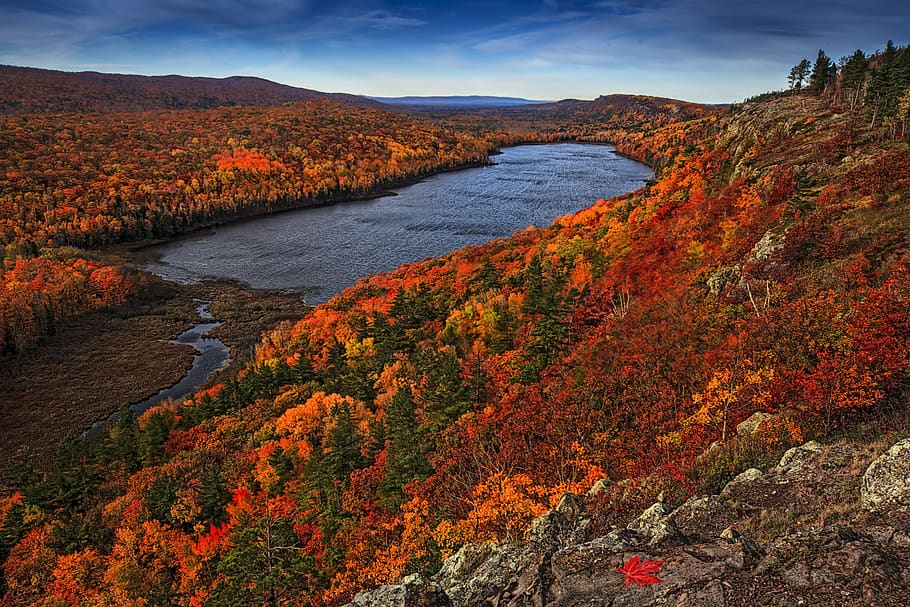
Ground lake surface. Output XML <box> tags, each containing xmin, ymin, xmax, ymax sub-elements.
<box><xmin>144</xmin><ymin>144</ymin><xmax>652</xmax><ymax>304</ymax></box>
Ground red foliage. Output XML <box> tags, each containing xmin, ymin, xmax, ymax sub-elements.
<box><xmin>617</xmin><ymin>555</ymin><xmax>665</xmax><ymax>587</ymax></box>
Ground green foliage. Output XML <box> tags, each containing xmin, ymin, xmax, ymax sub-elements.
<box><xmin>138</xmin><ymin>408</ymin><xmax>177</xmax><ymax>466</ymax></box>
<box><xmin>323</xmin><ymin>402</ymin><xmax>367</xmax><ymax>482</ymax></box>
<box><xmin>809</xmin><ymin>50</ymin><xmax>835</xmax><ymax>95</ymax></box>
<box><xmin>414</xmin><ymin>347</ymin><xmax>472</xmax><ymax>448</ymax></box>
<box><xmin>209</xmin><ymin>515</ymin><xmax>319</xmax><ymax>607</ymax></box>
<box><xmin>145</xmin><ymin>473</ymin><xmax>179</xmax><ymax>525</ymax></box>
<box><xmin>102</xmin><ymin>409</ymin><xmax>140</xmax><ymax>472</ymax></box>
<box><xmin>789</xmin><ymin>59</ymin><xmax>812</xmax><ymax>91</ymax></box>
<box><xmin>381</xmin><ymin>387</ymin><xmax>431</xmax><ymax>504</ymax></box>
<box><xmin>517</xmin><ymin>252</ymin><xmax>570</xmax><ymax>383</ymax></box>
<box><xmin>842</xmin><ymin>49</ymin><xmax>869</xmax><ymax>109</ymax></box>
<box><xmin>687</xmin><ymin>432</ymin><xmax>797</xmax><ymax>496</ymax></box>
<box><xmin>0</xmin><ymin>500</ymin><xmax>26</xmax><ymax>564</ymax></box>
<box><xmin>200</xmin><ymin>468</ymin><xmax>232</xmax><ymax>525</ymax></box>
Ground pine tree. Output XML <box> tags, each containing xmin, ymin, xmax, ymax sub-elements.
<box><xmin>809</xmin><ymin>50</ymin><xmax>834</xmax><ymax>95</ymax></box>
<box><xmin>866</xmin><ymin>40</ymin><xmax>901</xmax><ymax>127</ymax></box>
<box><xmin>414</xmin><ymin>346</ymin><xmax>471</xmax><ymax>449</ymax></box>
<box><xmin>841</xmin><ymin>50</ymin><xmax>868</xmax><ymax>109</ymax></box>
<box><xmin>382</xmin><ymin>386</ymin><xmax>430</xmax><ymax>502</ymax></box>
<box><xmin>323</xmin><ymin>401</ymin><xmax>365</xmax><ymax>481</ymax></box>
<box><xmin>788</xmin><ymin>59</ymin><xmax>811</xmax><ymax>91</ymax></box>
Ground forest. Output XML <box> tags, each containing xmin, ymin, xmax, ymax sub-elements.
<box><xmin>1</xmin><ymin>41</ymin><xmax>910</xmax><ymax>606</ymax></box>
<box><xmin>0</xmin><ymin>97</ymin><xmax>491</xmax><ymax>354</ymax></box>
<box><xmin>0</xmin><ymin>66</ymin><xmax>381</xmax><ymax>114</ymax></box>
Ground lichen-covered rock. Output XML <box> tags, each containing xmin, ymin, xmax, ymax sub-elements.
<box><xmin>527</xmin><ymin>493</ymin><xmax>591</xmax><ymax>549</ymax></box>
<box><xmin>776</xmin><ymin>440</ymin><xmax>823</xmax><ymax>473</ymax></box>
<box><xmin>720</xmin><ymin>468</ymin><xmax>764</xmax><ymax>498</ymax></box>
<box><xmin>861</xmin><ymin>438</ymin><xmax>910</xmax><ymax>512</ymax></box>
<box><xmin>748</xmin><ymin>229</ymin><xmax>787</xmax><ymax>263</ymax></box>
<box><xmin>554</xmin><ymin>493</ymin><xmax>586</xmax><ymax>518</ymax></box>
<box><xmin>707</xmin><ymin>265</ymin><xmax>741</xmax><ymax>296</ymax></box>
<box><xmin>627</xmin><ymin>501</ymin><xmax>686</xmax><ymax>547</ymax></box>
<box><xmin>351</xmin><ymin>438</ymin><xmax>910</xmax><ymax>607</ymax></box>
<box><xmin>434</xmin><ymin>543</ymin><xmax>495</xmax><ymax>583</ymax></box>
<box><xmin>586</xmin><ymin>478</ymin><xmax>612</xmax><ymax>497</ymax></box>
<box><xmin>668</xmin><ymin>495</ymin><xmax>730</xmax><ymax>541</ymax></box>
<box><xmin>344</xmin><ymin>573</ymin><xmax>451</xmax><ymax>607</ymax></box>
<box><xmin>434</xmin><ymin>543</ymin><xmax>535</xmax><ymax>607</ymax></box>
<box><xmin>736</xmin><ymin>411</ymin><xmax>774</xmax><ymax>436</ymax></box>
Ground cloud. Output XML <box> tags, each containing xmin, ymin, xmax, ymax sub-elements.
<box><xmin>335</xmin><ymin>10</ymin><xmax>426</xmax><ymax>30</ymax></box>
<box><xmin>1</xmin><ymin>0</ymin><xmax>908</xmax><ymax>102</ymax></box>
<box><xmin>459</xmin><ymin>0</ymin><xmax>910</xmax><ymax>71</ymax></box>
<box><xmin>0</xmin><ymin>0</ymin><xmax>425</xmax><ymax>50</ymax></box>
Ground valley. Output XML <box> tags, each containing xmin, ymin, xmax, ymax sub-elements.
<box><xmin>1</xmin><ymin>38</ymin><xmax>910</xmax><ymax>607</ymax></box>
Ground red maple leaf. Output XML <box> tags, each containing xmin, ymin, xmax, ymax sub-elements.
<box><xmin>617</xmin><ymin>555</ymin><xmax>664</xmax><ymax>586</ymax></box>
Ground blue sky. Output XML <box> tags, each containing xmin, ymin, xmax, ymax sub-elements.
<box><xmin>0</xmin><ymin>0</ymin><xmax>907</xmax><ymax>103</ymax></box>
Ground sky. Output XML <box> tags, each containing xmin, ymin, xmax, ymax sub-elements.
<box><xmin>0</xmin><ymin>0</ymin><xmax>908</xmax><ymax>103</ymax></box>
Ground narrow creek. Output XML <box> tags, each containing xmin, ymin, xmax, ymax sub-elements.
<box><xmin>85</xmin><ymin>301</ymin><xmax>230</xmax><ymax>438</ymax></box>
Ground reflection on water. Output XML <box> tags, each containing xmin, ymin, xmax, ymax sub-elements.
<box><xmin>145</xmin><ymin>144</ymin><xmax>652</xmax><ymax>304</ymax></box>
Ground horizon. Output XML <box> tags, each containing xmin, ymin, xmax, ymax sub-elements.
<box><xmin>1</xmin><ymin>2</ymin><xmax>909</xmax><ymax>105</ymax></box>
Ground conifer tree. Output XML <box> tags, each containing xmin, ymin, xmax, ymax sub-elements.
<box><xmin>809</xmin><ymin>50</ymin><xmax>834</xmax><ymax>95</ymax></box>
<box><xmin>788</xmin><ymin>59</ymin><xmax>811</xmax><ymax>91</ymax></box>
<box><xmin>841</xmin><ymin>49</ymin><xmax>868</xmax><ymax>109</ymax></box>
<box><xmin>382</xmin><ymin>386</ymin><xmax>430</xmax><ymax>501</ymax></box>
<box><xmin>324</xmin><ymin>401</ymin><xmax>365</xmax><ymax>481</ymax></box>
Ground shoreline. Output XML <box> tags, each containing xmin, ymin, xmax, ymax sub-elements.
<box><xmin>110</xmin><ymin>140</ymin><xmax>650</xmax><ymax>260</ymax></box>
<box><xmin>109</xmin><ymin>157</ymin><xmax>496</xmax><ymax>257</ymax></box>
<box><xmin>0</xmin><ymin>141</ymin><xmax>651</xmax><ymax>483</ymax></box>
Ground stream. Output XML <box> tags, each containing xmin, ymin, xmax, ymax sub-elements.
<box><xmin>85</xmin><ymin>301</ymin><xmax>230</xmax><ymax>438</ymax></box>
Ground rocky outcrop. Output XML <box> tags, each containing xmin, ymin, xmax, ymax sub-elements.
<box><xmin>862</xmin><ymin>438</ymin><xmax>910</xmax><ymax>512</ymax></box>
<box><xmin>747</xmin><ymin>229</ymin><xmax>788</xmax><ymax>264</ymax></box>
<box><xmin>736</xmin><ymin>411</ymin><xmax>774</xmax><ymax>437</ymax></box>
<box><xmin>346</xmin><ymin>573</ymin><xmax>451</xmax><ymax>607</ymax></box>
<box><xmin>706</xmin><ymin>265</ymin><xmax>740</xmax><ymax>296</ymax></box>
<box><xmin>346</xmin><ymin>437</ymin><xmax>910</xmax><ymax>607</ymax></box>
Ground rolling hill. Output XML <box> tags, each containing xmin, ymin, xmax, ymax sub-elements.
<box><xmin>0</xmin><ymin>65</ymin><xmax>382</xmax><ymax>114</ymax></box>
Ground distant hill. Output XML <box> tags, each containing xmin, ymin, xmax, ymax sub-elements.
<box><xmin>0</xmin><ymin>65</ymin><xmax>382</xmax><ymax>114</ymax></box>
<box><xmin>528</xmin><ymin>93</ymin><xmax>720</xmax><ymax>120</ymax></box>
<box><xmin>370</xmin><ymin>95</ymin><xmax>550</xmax><ymax>107</ymax></box>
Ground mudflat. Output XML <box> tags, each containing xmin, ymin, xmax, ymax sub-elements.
<box><xmin>0</xmin><ymin>276</ymin><xmax>308</xmax><ymax>486</ymax></box>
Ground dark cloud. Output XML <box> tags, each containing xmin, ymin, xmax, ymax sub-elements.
<box><xmin>0</xmin><ymin>0</ymin><xmax>907</xmax><ymax>101</ymax></box>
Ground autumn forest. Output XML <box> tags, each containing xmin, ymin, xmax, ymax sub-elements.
<box><xmin>2</xmin><ymin>39</ymin><xmax>910</xmax><ymax>607</ymax></box>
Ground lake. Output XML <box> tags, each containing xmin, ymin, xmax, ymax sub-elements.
<box><xmin>144</xmin><ymin>143</ymin><xmax>652</xmax><ymax>304</ymax></box>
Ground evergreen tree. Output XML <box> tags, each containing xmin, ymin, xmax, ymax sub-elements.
<box><xmin>323</xmin><ymin>401</ymin><xmax>365</xmax><ymax>481</ymax></box>
<box><xmin>210</xmin><ymin>511</ymin><xmax>318</xmax><ymax>607</ymax></box>
<box><xmin>414</xmin><ymin>346</ymin><xmax>472</xmax><ymax>449</ymax></box>
<box><xmin>381</xmin><ymin>386</ymin><xmax>430</xmax><ymax>502</ymax></box>
<box><xmin>788</xmin><ymin>59</ymin><xmax>811</xmax><ymax>91</ymax></box>
<box><xmin>865</xmin><ymin>40</ymin><xmax>904</xmax><ymax>127</ymax></box>
<box><xmin>809</xmin><ymin>50</ymin><xmax>834</xmax><ymax>95</ymax></box>
<box><xmin>841</xmin><ymin>49</ymin><xmax>868</xmax><ymax>109</ymax></box>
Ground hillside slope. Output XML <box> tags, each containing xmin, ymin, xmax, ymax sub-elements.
<box><xmin>0</xmin><ymin>65</ymin><xmax>381</xmax><ymax>114</ymax></box>
<box><xmin>1</xmin><ymin>86</ymin><xmax>909</xmax><ymax>607</ymax></box>
<box><xmin>348</xmin><ymin>434</ymin><xmax>910</xmax><ymax>606</ymax></box>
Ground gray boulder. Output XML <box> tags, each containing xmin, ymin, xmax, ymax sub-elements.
<box><xmin>861</xmin><ymin>438</ymin><xmax>910</xmax><ymax>512</ymax></box>
<box><xmin>736</xmin><ymin>411</ymin><xmax>774</xmax><ymax>436</ymax></box>
<box><xmin>435</xmin><ymin>543</ymin><xmax>535</xmax><ymax>607</ymax></box>
<box><xmin>707</xmin><ymin>265</ymin><xmax>741</xmax><ymax>296</ymax></box>
<box><xmin>344</xmin><ymin>573</ymin><xmax>451</xmax><ymax>607</ymax></box>
<box><xmin>627</xmin><ymin>501</ymin><xmax>686</xmax><ymax>547</ymax></box>
<box><xmin>668</xmin><ymin>495</ymin><xmax>729</xmax><ymax>540</ymax></box>
<box><xmin>776</xmin><ymin>440</ymin><xmax>823</xmax><ymax>474</ymax></box>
